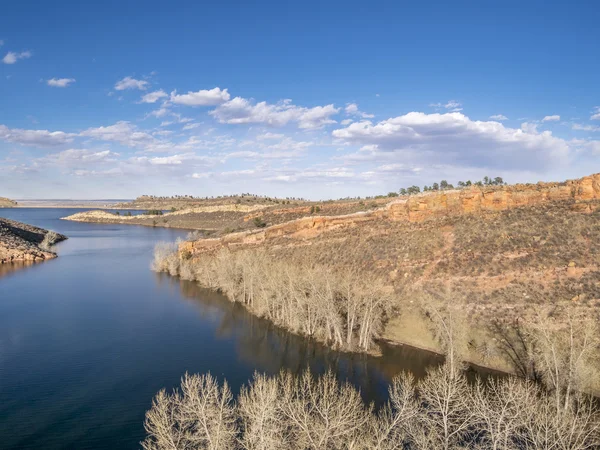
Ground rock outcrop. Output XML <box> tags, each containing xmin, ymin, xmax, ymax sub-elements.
<box><xmin>0</xmin><ymin>197</ymin><xmax>17</xmax><ymax>208</ymax></box>
<box><xmin>0</xmin><ymin>218</ymin><xmax>67</xmax><ymax>263</ymax></box>
<box><xmin>181</xmin><ymin>173</ymin><xmax>600</xmax><ymax>256</ymax></box>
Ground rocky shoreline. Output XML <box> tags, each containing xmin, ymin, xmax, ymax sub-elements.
<box><xmin>0</xmin><ymin>218</ymin><xmax>67</xmax><ymax>263</ymax></box>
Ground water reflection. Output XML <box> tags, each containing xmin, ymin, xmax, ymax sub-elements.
<box><xmin>155</xmin><ymin>273</ymin><xmax>446</xmax><ymax>406</ymax></box>
<box><xmin>0</xmin><ymin>260</ymin><xmax>45</xmax><ymax>279</ymax></box>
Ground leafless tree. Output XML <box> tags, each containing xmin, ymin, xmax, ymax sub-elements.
<box><xmin>238</xmin><ymin>372</ymin><xmax>287</xmax><ymax>450</ymax></box>
<box><xmin>414</xmin><ymin>362</ymin><xmax>476</xmax><ymax>450</ymax></box>
<box><xmin>278</xmin><ymin>370</ymin><xmax>373</xmax><ymax>450</ymax></box>
<box><xmin>142</xmin><ymin>373</ymin><xmax>238</xmax><ymax>450</ymax></box>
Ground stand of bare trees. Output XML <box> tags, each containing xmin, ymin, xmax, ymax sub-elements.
<box><xmin>143</xmin><ymin>364</ymin><xmax>600</xmax><ymax>450</ymax></box>
<box><xmin>152</xmin><ymin>245</ymin><xmax>395</xmax><ymax>352</ymax></box>
<box><xmin>143</xmin><ymin>304</ymin><xmax>600</xmax><ymax>450</ymax></box>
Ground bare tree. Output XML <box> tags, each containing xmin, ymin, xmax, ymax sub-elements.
<box><xmin>415</xmin><ymin>362</ymin><xmax>476</xmax><ymax>450</ymax></box>
<box><xmin>278</xmin><ymin>370</ymin><xmax>372</xmax><ymax>450</ymax></box>
<box><xmin>142</xmin><ymin>373</ymin><xmax>238</xmax><ymax>450</ymax></box>
<box><xmin>370</xmin><ymin>372</ymin><xmax>420</xmax><ymax>450</ymax></box>
<box><xmin>470</xmin><ymin>376</ymin><xmax>537</xmax><ymax>450</ymax></box>
<box><xmin>527</xmin><ymin>307</ymin><xmax>600</xmax><ymax>416</ymax></box>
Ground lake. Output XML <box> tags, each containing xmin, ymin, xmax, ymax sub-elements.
<box><xmin>0</xmin><ymin>208</ymin><xmax>442</xmax><ymax>449</ymax></box>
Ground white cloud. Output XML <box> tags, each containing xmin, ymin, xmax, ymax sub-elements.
<box><xmin>256</xmin><ymin>132</ymin><xmax>284</xmax><ymax>140</ymax></box>
<box><xmin>47</xmin><ymin>78</ymin><xmax>76</xmax><ymax>88</ymax></box>
<box><xmin>0</xmin><ymin>124</ymin><xmax>74</xmax><ymax>146</ymax></box>
<box><xmin>520</xmin><ymin>122</ymin><xmax>538</xmax><ymax>134</ymax></box>
<box><xmin>430</xmin><ymin>100</ymin><xmax>463</xmax><ymax>112</ymax></box>
<box><xmin>345</xmin><ymin>103</ymin><xmax>375</xmax><ymax>119</ymax></box>
<box><xmin>341</xmin><ymin>119</ymin><xmax>353</xmax><ymax>125</ymax></box>
<box><xmin>140</xmin><ymin>90</ymin><xmax>168</xmax><ymax>103</ymax></box>
<box><xmin>170</xmin><ymin>87</ymin><xmax>230</xmax><ymax>106</ymax></box>
<box><xmin>2</xmin><ymin>50</ymin><xmax>32</xmax><ymax>64</ymax></box>
<box><xmin>345</xmin><ymin>103</ymin><xmax>359</xmax><ymax>114</ymax></box>
<box><xmin>489</xmin><ymin>114</ymin><xmax>508</xmax><ymax>121</ymax></box>
<box><xmin>182</xmin><ymin>123</ymin><xmax>201</xmax><ymax>131</ymax></box>
<box><xmin>114</xmin><ymin>76</ymin><xmax>149</xmax><ymax>91</ymax></box>
<box><xmin>41</xmin><ymin>149</ymin><xmax>119</xmax><ymax>166</ymax></box>
<box><xmin>542</xmin><ymin>115</ymin><xmax>560</xmax><ymax>122</ymax></box>
<box><xmin>591</xmin><ymin>107</ymin><xmax>600</xmax><ymax>121</ymax></box>
<box><xmin>572</xmin><ymin>123</ymin><xmax>599</xmax><ymax>132</ymax></box>
<box><xmin>332</xmin><ymin>112</ymin><xmax>571</xmax><ymax>170</ymax></box>
<box><xmin>211</xmin><ymin>97</ymin><xmax>340</xmax><ymax>129</ymax></box>
<box><xmin>80</xmin><ymin>121</ymin><xmax>156</xmax><ymax>148</ymax></box>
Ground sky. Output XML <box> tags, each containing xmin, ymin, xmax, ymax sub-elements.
<box><xmin>1</xmin><ymin>0</ymin><xmax>599</xmax><ymax>200</ymax></box>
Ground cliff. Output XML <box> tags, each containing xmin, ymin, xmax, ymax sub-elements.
<box><xmin>181</xmin><ymin>173</ymin><xmax>600</xmax><ymax>256</ymax></box>
<box><xmin>0</xmin><ymin>197</ymin><xmax>17</xmax><ymax>208</ymax></box>
<box><xmin>0</xmin><ymin>218</ymin><xmax>67</xmax><ymax>263</ymax></box>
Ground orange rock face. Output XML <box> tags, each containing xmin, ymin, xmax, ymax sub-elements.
<box><xmin>181</xmin><ymin>173</ymin><xmax>600</xmax><ymax>256</ymax></box>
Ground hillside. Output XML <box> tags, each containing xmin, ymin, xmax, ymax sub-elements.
<box><xmin>0</xmin><ymin>218</ymin><xmax>67</xmax><ymax>263</ymax></box>
<box><xmin>0</xmin><ymin>197</ymin><xmax>17</xmax><ymax>208</ymax></box>
<box><xmin>62</xmin><ymin>197</ymin><xmax>391</xmax><ymax>232</ymax></box>
<box><xmin>168</xmin><ymin>173</ymin><xmax>600</xmax><ymax>373</ymax></box>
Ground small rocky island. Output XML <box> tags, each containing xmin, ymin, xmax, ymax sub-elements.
<box><xmin>0</xmin><ymin>218</ymin><xmax>67</xmax><ymax>263</ymax></box>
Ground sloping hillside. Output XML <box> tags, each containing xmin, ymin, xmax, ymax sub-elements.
<box><xmin>175</xmin><ymin>173</ymin><xmax>600</xmax><ymax>371</ymax></box>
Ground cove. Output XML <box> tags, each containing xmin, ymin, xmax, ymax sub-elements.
<box><xmin>0</xmin><ymin>208</ymin><xmax>444</xmax><ymax>449</ymax></box>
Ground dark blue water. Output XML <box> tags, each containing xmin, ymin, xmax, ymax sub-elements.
<box><xmin>0</xmin><ymin>208</ymin><xmax>441</xmax><ymax>449</ymax></box>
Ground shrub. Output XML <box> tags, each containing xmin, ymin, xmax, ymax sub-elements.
<box><xmin>253</xmin><ymin>217</ymin><xmax>267</xmax><ymax>228</ymax></box>
<box><xmin>40</xmin><ymin>231</ymin><xmax>59</xmax><ymax>251</ymax></box>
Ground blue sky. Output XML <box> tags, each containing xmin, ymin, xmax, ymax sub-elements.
<box><xmin>1</xmin><ymin>0</ymin><xmax>599</xmax><ymax>199</ymax></box>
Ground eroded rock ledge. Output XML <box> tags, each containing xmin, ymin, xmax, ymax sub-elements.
<box><xmin>0</xmin><ymin>218</ymin><xmax>67</xmax><ymax>263</ymax></box>
<box><xmin>182</xmin><ymin>173</ymin><xmax>600</xmax><ymax>255</ymax></box>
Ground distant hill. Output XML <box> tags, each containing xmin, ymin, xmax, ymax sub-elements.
<box><xmin>0</xmin><ymin>197</ymin><xmax>17</xmax><ymax>208</ymax></box>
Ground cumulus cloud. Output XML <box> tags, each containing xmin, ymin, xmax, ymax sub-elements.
<box><xmin>211</xmin><ymin>97</ymin><xmax>340</xmax><ymax>129</ymax></box>
<box><xmin>114</xmin><ymin>76</ymin><xmax>149</xmax><ymax>91</ymax></box>
<box><xmin>542</xmin><ymin>115</ymin><xmax>560</xmax><ymax>122</ymax></box>
<box><xmin>2</xmin><ymin>50</ymin><xmax>32</xmax><ymax>64</ymax></box>
<box><xmin>345</xmin><ymin>103</ymin><xmax>375</xmax><ymax>119</ymax></box>
<box><xmin>140</xmin><ymin>90</ymin><xmax>168</xmax><ymax>103</ymax></box>
<box><xmin>47</xmin><ymin>78</ymin><xmax>76</xmax><ymax>88</ymax></box>
<box><xmin>170</xmin><ymin>87</ymin><xmax>230</xmax><ymax>106</ymax></box>
<box><xmin>80</xmin><ymin>121</ymin><xmax>156</xmax><ymax>148</ymax></box>
<box><xmin>332</xmin><ymin>112</ymin><xmax>571</xmax><ymax>170</ymax></box>
<box><xmin>520</xmin><ymin>122</ymin><xmax>538</xmax><ymax>134</ymax></box>
<box><xmin>489</xmin><ymin>114</ymin><xmax>508</xmax><ymax>121</ymax></box>
<box><xmin>0</xmin><ymin>124</ymin><xmax>75</xmax><ymax>146</ymax></box>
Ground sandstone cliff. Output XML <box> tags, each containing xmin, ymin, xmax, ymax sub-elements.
<box><xmin>181</xmin><ymin>173</ymin><xmax>600</xmax><ymax>256</ymax></box>
<box><xmin>0</xmin><ymin>218</ymin><xmax>67</xmax><ymax>263</ymax></box>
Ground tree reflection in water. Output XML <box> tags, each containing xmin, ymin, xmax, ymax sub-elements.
<box><xmin>154</xmin><ymin>272</ymin><xmax>455</xmax><ymax>406</ymax></box>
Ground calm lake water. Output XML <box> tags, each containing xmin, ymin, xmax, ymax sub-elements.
<box><xmin>0</xmin><ymin>208</ymin><xmax>443</xmax><ymax>449</ymax></box>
